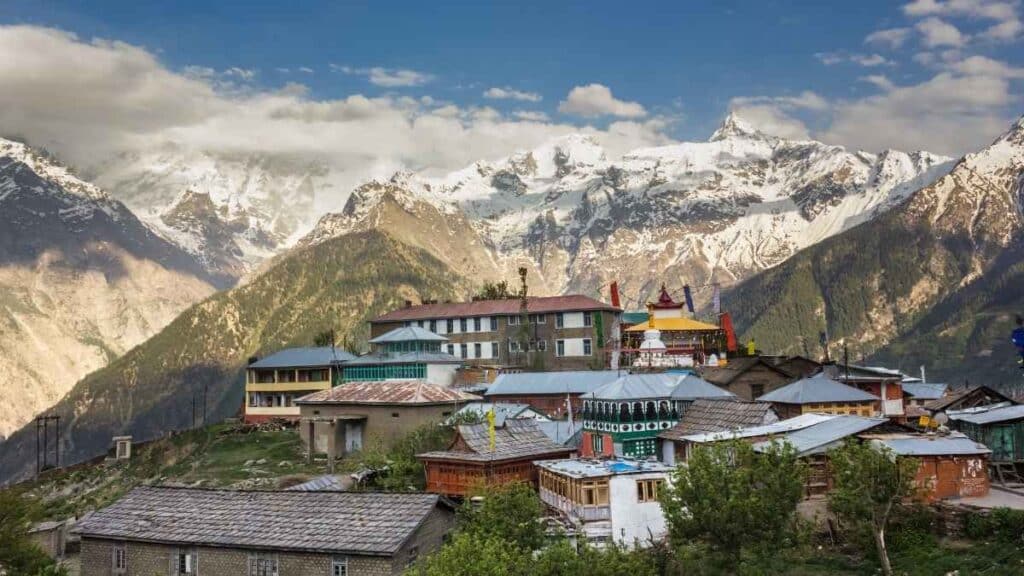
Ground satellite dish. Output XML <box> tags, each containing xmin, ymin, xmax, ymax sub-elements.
<box><xmin>932</xmin><ymin>412</ymin><xmax>949</xmax><ymax>426</ymax></box>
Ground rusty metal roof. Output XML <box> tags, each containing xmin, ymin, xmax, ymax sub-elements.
<box><xmin>371</xmin><ymin>295</ymin><xmax>619</xmax><ymax>322</ymax></box>
<box><xmin>296</xmin><ymin>380</ymin><xmax>479</xmax><ymax>405</ymax></box>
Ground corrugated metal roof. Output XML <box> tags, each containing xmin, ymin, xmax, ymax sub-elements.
<box><xmin>955</xmin><ymin>404</ymin><xmax>1024</xmax><ymax>425</ymax></box>
<box><xmin>73</xmin><ymin>487</ymin><xmax>446</xmax><ymax>555</ymax></box>
<box><xmin>586</xmin><ymin>373</ymin><xmax>680</xmax><ymax>400</ymax></box>
<box><xmin>455</xmin><ymin>402</ymin><xmax>543</xmax><ymax>426</ymax></box>
<box><xmin>369</xmin><ymin>326</ymin><xmax>448</xmax><ymax>343</ymax></box>
<box><xmin>249</xmin><ymin>347</ymin><xmax>356</xmax><ymax>369</ymax></box>
<box><xmin>343</xmin><ymin>351</ymin><xmax>462</xmax><ymax>365</ymax></box>
<box><xmin>417</xmin><ymin>420</ymin><xmax>572</xmax><ymax>463</ymax></box>
<box><xmin>752</xmin><ymin>415</ymin><xmax>887</xmax><ymax>456</ymax></box>
<box><xmin>372</xmin><ymin>295</ymin><xmax>619</xmax><ymax>322</ymax></box>
<box><xmin>485</xmin><ymin>370</ymin><xmax>620</xmax><ymax>396</ymax></box>
<box><xmin>296</xmin><ymin>381</ymin><xmax>478</xmax><ymax>405</ymax></box>
<box><xmin>869</xmin><ymin>434</ymin><xmax>991</xmax><ymax>456</ymax></box>
<box><xmin>757</xmin><ymin>372</ymin><xmax>878</xmax><ymax>404</ymax></box>
<box><xmin>901</xmin><ymin>383</ymin><xmax>949</xmax><ymax>400</ymax></box>
<box><xmin>534</xmin><ymin>420</ymin><xmax>582</xmax><ymax>447</ymax></box>
<box><xmin>680</xmin><ymin>413</ymin><xmax>837</xmax><ymax>443</ymax></box>
<box><xmin>670</xmin><ymin>374</ymin><xmax>735</xmax><ymax>400</ymax></box>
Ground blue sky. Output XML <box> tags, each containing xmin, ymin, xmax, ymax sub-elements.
<box><xmin>1</xmin><ymin>0</ymin><xmax>1023</xmax><ymax>170</ymax></box>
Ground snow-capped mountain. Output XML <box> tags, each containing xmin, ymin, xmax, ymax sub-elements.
<box><xmin>303</xmin><ymin>113</ymin><xmax>954</xmax><ymax>306</ymax></box>
<box><xmin>0</xmin><ymin>138</ymin><xmax>218</xmax><ymax>440</ymax></box>
<box><xmin>88</xmin><ymin>146</ymin><xmax>335</xmax><ymax>281</ymax></box>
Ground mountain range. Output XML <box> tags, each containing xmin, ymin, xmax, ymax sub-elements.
<box><xmin>2</xmin><ymin>113</ymin><xmax>1022</xmax><ymax>484</ymax></box>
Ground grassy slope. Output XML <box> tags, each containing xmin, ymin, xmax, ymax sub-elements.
<box><xmin>0</xmin><ymin>229</ymin><xmax>469</xmax><ymax>484</ymax></box>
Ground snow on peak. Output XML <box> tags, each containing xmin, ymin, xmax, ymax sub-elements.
<box><xmin>0</xmin><ymin>137</ymin><xmax>108</xmax><ymax>203</ymax></box>
<box><xmin>709</xmin><ymin>111</ymin><xmax>764</xmax><ymax>142</ymax></box>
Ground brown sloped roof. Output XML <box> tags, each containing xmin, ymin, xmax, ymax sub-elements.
<box><xmin>73</xmin><ymin>486</ymin><xmax>448</xmax><ymax>555</ymax></box>
<box><xmin>296</xmin><ymin>381</ymin><xmax>478</xmax><ymax>405</ymax></box>
<box><xmin>659</xmin><ymin>398</ymin><xmax>777</xmax><ymax>441</ymax></box>
<box><xmin>698</xmin><ymin>357</ymin><xmax>796</xmax><ymax>387</ymax></box>
<box><xmin>923</xmin><ymin>385</ymin><xmax>1015</xmax><ymax>412</ymax></box>
<box><xmin>417</xmin><ymin>419</ymin><xmax>572</xmax><ymax>463</ymax></box>
<box><xmin>371</xmin><ymin>295</ymin><xmax>619</xmax><ymax>322</ymax></box>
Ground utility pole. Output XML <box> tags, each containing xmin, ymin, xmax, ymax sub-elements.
<box><xmin>203</xmin><ymin>382</ymin><xmax>208</xmax><ymax>426</ymax></box>
<box><xmin>192</xmin><ymin>395</ymin><xmax>197</xmax><ymax>429</ymax></box>
<box><xmin>843</xmin><ymin>344</ymin><xmax>850</xmax><ymax>383</ymax></box>
<box><xmin>35</xmin><ymin>415</ymin><xmax>61</xmax><ymax>476</ymax></box>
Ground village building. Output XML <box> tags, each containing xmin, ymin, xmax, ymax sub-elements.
<box><xmin>417</xmin><ymin>419</ymin><xmax>575</xmax><ymax>497</ymax></box>
<box><xmin>244</xmin><ymin>347</ymin><xmax>356</xmax><ymax>423</ymax></box>
<box><xmin>580</xmin><ymin>373</ymin><xmax>734</xmax><ymax>459</ymax></box>
<box><xmin>537</xmin><ymin>458</ymin><xmax>672</xmax><ymax>548</ymax></box>
<box><xmin>73</xmin><ymin>486</ymin><xmax>454</xmax><ymax>576</ymax></box>
<box><xmin>902</xmin><ymin>382</ymin><xmax>950</xmax><ymax>419</ymax></box>
<box><xmin>756</xmin><ymin>372</ymin><xmax>879</xmax><ymax>419</ymax></box>
<box><xmin>296</xmin><ymin>381</ymin><xmax>477</xmax><ymax>463</ymax></box>
<box><xmin>950</xmin><ymin>404</ymin><xmax>1024</xmax><ymax>484</ymax></box>
<box><xmin>924</xmin><ymin>385</ymin><xmax>1016</xmax><ymax>416</ymax></box>
<box><xmin>368</xmin><ymin>295</ymin><xmax>621</xmax><ymax>372</ymax></box>
<box><xmin>341</xmin><ymin>326</ymin><xmax>463</xmax><ymax>386</ymax></box>
<box><xmin>698</xmin><ymin>356</ymin><xmax>802</xmax><ymax>401</ymax></box>
<box><xmin>827</xmin><ymin>364</ymin><xmax>906</xmax><ymax>420</ymax></box>
<box><xmin>658</xmin><ymin>398</ymin><xmax>779</xmax><ymax>466</ymax></box>
<box><xmin>454</xmin><ymin>401</ymin><xmax>549</xmax><ymax>425</ymax></box>
<box><xmin>483</xmin><ymin>370</ymin><xmax>621</xmax><ymax>417</ymax></box>
<box><xmin>620</xmin><ymin>285</ymin><xmax>723</xmax><ymax>368</ymax></box>
<box><xmin>864</xmin><ymin>433</ymin><xmax>992</xmax><ymax>500</ymax></box>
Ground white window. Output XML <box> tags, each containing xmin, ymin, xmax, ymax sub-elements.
<box><xmin>460</xmin><ymin>318</ymin><xmax>468</xmax><ymax>332</ymax></box>
<box><xmin>537</xmin><ymin>340</ymin><xmax>548</xmax><ymax>352</ymax></box>
<box><xmin>583</xmin><ymin>311</ymin><xmax>593</xmax><ymax>327</ymax></box>
<box><xmin>474</xmin><ymin>343</ymin><xmax>482</xmax><ymax>358</ymax></box>
<box><xmin>583</xmin><ymin>338</ymin><xmax>593</xmax><ymax>355</ymax></box>
<box><xmin>508</xmin><ymin>315</ymin><xmax>521</xmax><ymax>326</ymax></box>
<box><xmin>529</xmin><ymin>313</ymin><xmax>546</xmax><ymax>324</ymax></box>
<box><xmin>112</xmin><ymin>543</ymin><xmax>127</xmax><ymax>574</ymax></box>
<box><xmin>176</xmin><ymin>548</ymin><xmax>197</xmax><ymax>575</ymax></box>
<box><xmin>429</xmin><ymin>320</ymin><xmax>437</xmax><ymax>332</ymax></box>
<box><xmin>248</xmin><ymin>553</ymin><xmax>278</xmax><ymax>576</ymax></box>
<box><xmin>445</xmin><ymin>319</ymin><xmax>454</xmax><ymax>333</ymax></box>
<box><xmin>473</xmin><ymin>317</ymin><xmax>481</xmax><ymax>331</ymax></box>
<box><xmin>447</xmin><ymin>343</ymin><xmax>455</xmax><ymax>355</ymax></box>
<box><xmin>460</xmin><ymin>343</ymin><xmax>468</xmax><ymax>358</ymax></box>
<box><xmin>489</xmin><ymin>316</ymin><xmax>498</xmax><ymax>331</ymax></box>
<box><xmin>509</xmin><ymin>341</ymin><xmax>521</xmax><ymax>353</ymax></box>
<box><xmin>556</xmin><ymin>340</ymin><xmax>565</xmax><ymax>357</ymax></box>
<box><xmin>555</xmin><ymin>313</ymin><xmax>564</xmax><ymax>328</ymax></box>
<box><xmin>332</xmin><ymin>556</ymin><xmax>348</xmax><ymax>576</ymax></box>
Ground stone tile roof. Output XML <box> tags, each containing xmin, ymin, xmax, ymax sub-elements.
<box><xmin>660</xmin><ymin>398</ymin><xmax>777</xmax><ymax>441</ymax></box>
<box><xmin>249</xmin><ymin>347</ymin><xmax>356</xmax><ymax>369</ymax></box>
<box><xmin>371</xmin><ymin>295</ymin><xmax>619</xmax><ymax>323</ymax></box>
<box><xmin>698</xmin><ymin>357</ymin><xmax>795</xmax><ymax>386</ymax></box>
<box><xmin>417</xmin><ymin>419</ymin><xmax>572</xmax><ymax>463</ymax></box>
<box><xmin>73</xmin><ymin>486</ymin><xmax>448</xmax><ymax>555</ymax></box>
<box><xmin>296</xmin><ymin>381</ymin><xmax>478</xmax><ymax>405</ymax></box>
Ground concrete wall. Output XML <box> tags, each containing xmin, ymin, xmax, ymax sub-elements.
<box><xmin>390</xmin><ymin>506</ymin><xmax>455</xmax><ymax>572</ymax></box>
<box><xmin>608</xmin><ymin>473</ymin><xmax>669</xmax><ymax>547</ymax></box>
<box><xmin>300</xmin><ymin>402</ymin><xmax>462</xmax><ymax>457</ymax></box>
<box><xmin>425</xmin><ymin>363</ymin><xmax>458</xmax><ymax>386</ymax></box>
<box><xmin>719</xmin><ymin>365</ymin><xmax>794</xmax><ymax>401</ymax></box>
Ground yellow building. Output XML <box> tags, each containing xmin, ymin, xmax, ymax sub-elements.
<box><xmin>244</xmin><ymin>347</ymin><xmax>355</xmax><ymax>423</ymax></box>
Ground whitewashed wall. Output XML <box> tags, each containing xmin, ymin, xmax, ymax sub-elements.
<box><xmin>609</xmin><ymin>473</ymin><xmax>670</xmax><ymax>547</ymax></box>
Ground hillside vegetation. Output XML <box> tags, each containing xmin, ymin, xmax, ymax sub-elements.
<box><xmin>0</xmin><ymin>230</ymin><xmax>469</xmax><ymax>484</ymax></box>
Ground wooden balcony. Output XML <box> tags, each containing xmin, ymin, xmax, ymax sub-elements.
<box><xmin>245</xmin><ymin>380</ymin><xmax>331</xmax><ymax>393</ymax></box>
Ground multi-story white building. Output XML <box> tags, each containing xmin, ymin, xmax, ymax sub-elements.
<box><xmin>536</xmin><ymin>458</ymin><xmax>673</xmax><ymax>547</ymax></box>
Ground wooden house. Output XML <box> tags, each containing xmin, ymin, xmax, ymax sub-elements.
<box><xmin>756</xmin><ymin>372</ymin><xmax>879</xmax><ymax>419</ymax></box>
<box><xmin>658</xmin><ymin>398</ymin><xmax>778</xmax><ymax>465</ymax></box>
<box><xmin>244</xmin><ymin>347</ymin><xmax>355</xmax><ymax>423</ymax></box>
<box><xmin>698</xmin><ymin>356</ymin><xmax>800</xmax><ymax>400</ymax></box>
<box><xmin>925</xmin><ymin>385</ymin><xmax>1016</xmax><ymax>415</ymax></box>
<box><xmin>951</xmin><ymin>404</ymin><xmax>1024</xmax><ymax>483</ymax></box>
<box><xmin>829</xmin><ymin>364</ymin><xmax>906</xmax><ymax>419</ymax></box>
<box><xmin>417</xmin><ymin>420</ymin><xmax>574</xmax><ymax>497</ymax></box>
<box><xmin>864</xmin><ymin>434</ymin><xmax>992</xmax><ymax>500</ymax></box>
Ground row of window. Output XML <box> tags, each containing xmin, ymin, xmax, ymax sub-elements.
<box><xmin>404</xmin><ymin>311</ymin><xmax>595</xmax><ymax>333</ymax></box>
<box><xmin>636</xmin><ymin>479</ymin><xmax>665</xmax><ymax>503</ymax></box>
<box><xmin>342</xmin><ymin>363</ymin><xmax>427</xmax><ymax>382</ymax></box>
<box><xmin>251</xmin><ymin>368</ymin><xmax>330</xmax><ymax>384</ymax></box>
<box><xmin>538</xmin><ymin>469</ymin><xmax>611</xmax><ymax>507</ymax></box>
<box><xmin>111</xmin><ymin>544</ymin><xmax>351</xmax><ymax>576</ymax></box>
<box><xmin>247</xmin><ymin>392</ymin><xmax>305</xmax><ymax>408</ymax></box>
<box><xmin>582</xmin><ymin>400</ymin><xmax>682</xmax><ymax>422</ymax></box>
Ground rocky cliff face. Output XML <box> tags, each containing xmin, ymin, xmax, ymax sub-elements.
<box><xmin>304</xmin><ymin>115</ymin><xmax>952</xmax><ymax>305</ymax></box>
<box><xmin>0</xmin><ymin>138</ymin><xmax>217</xmax><ymax>440</ymax></box>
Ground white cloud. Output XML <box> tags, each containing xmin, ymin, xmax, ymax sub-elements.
<box><xmin>483</xmin><ymin>87</ymin><xmax>542</xmax><ymax>102</ymax></box>
<box><xmin>852</xmin><ymin>53</ymin><xmax>890</xmax><ymax>66</ymax></box>
<box><xmin>860</xmin><ymin>74</ymin><xmax>897</xmax><ymax>90</ymax></box>
<box><xmin>916</xmin><ymin>17</ymin><xmax>968</xmax><ymax>46</ymax></box>
<box><xmin>947</xmin><ymin>54</ymin><xmax>1024</xmax><ymax>77</ymax></box>
<box><xmin>558</xmin><ymin>84</ymin><xmax>647</xmax><ymax>118</ymax></box>
<box><xmin>816</xmin><ymin>52</ymin><xmax>891</xmax><ymax>67</ymax></box>
<box><xmin>225</xmin><ymin>67</ymin><xmax>256</xmax><ymax>81</ymax></box>
<box><xmin>297</xmin><ymin>66</ymin><xmax>314</xmax><ymax>74</ymax></box>
<box><xmin>983</xmin><ymin>16</ymin><xmax>1024</xmax><ymax>39</ymax></box>
<box><xmin>0</xmin><ymin>25</ymin><xmax>672</xmax><ymax>206</ymax></box>
<box><xmin>865</xmin><ymin>27</ymin><xmax>912</xmax><ymax>48</ymax></box>
<box><xmin>904</xmin><ymin>0</ymin><xmax>1022</xmax><ymax>42</ymax></box>
<box><xmin>726</xmin><ymin>91</ymin><xmax>829</xmax><ymax>140</ymax></box>
<box><xmin>512</xmin><ymin>110</ymin><xmax>550</xmax><ymax>122</ymax></box>
<box><xmin>333</xmin><ymin>64</ymin><xmax>434</xmax><ymax>87</ymax></box>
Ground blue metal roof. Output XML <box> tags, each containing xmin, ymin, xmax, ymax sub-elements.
<box><xmin>871</xmin><ymin>434</ymin><xmax>991</xmax><ymax>456</ymax></box>
<box><xmin>955</xmin><ymin>404</ymin><xmax>1024</xmax><ymax>425</ymax></box>
<box><xmin>368</xmin><ymin>326</ymin><xmax>448</xmax><ymax>343</ymax></box>
<box><xmin>757</xmin><ymin>372</ymin><xmax>878</xmax><ymax>404</ymax></box>
<box><xmin>249</xmin><ymin>347</ymin><xmax>355</xmax><ymax>369</ymax></box>
<box><xmin>753</xmin><ymin>415</ymin><xmax>887</xmax><ymax>456</ymax></box>
<box><xmin>586</xmin><ymin>373</ymin><xmax>680</xmax><ymax>400</ymax></box>
<box><xmin>343</xmin><ymin>351</ymin><xmax>462</xmax><ymax>365</ymax></box>
<box><xmin>670</xmin><ymin>374</ymin><xmax>735</xmax><ymax>400</ymax></box>
<box><xmin>485</xmin><ymin>370</ymin><xmax>621</xmax><ymax>396</ymax></box>
<box><xmin>901</xmin><ymin>383</ymin><xmax>949</xmax><ymax>400</ymax></box>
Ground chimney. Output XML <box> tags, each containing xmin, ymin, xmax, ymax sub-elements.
<box><xmin>247</xmin><ymin>356</ymin><xmax>259</xmax><ymax>365</ymax></box>
<box><xmin>404</xmin><ymin>300</ymin><xmax>413</xmax><ymax>308</ymax></box>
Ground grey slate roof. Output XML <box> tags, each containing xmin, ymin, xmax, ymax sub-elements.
<box><xmin>585</xmin><ymin>373</ymin><xmax>680</xmax><ymax>401</ymax></box>
<box><xmin>249</xmin><ymin>347</ymin><xmax>356</xmax><ymax>369</ymax></box>
<box><xmin>534</xmin><ymin>420</ymin><xmax>583</xmax><ymax>448</ymax></box>
<box><xmin>868</xmin><ymin>433</ymin><xmax>991</xmax><ymax>456</ymax></box>
<box><xmin>455</xmin><ymin>402</ymin><xmax>542</xmax><ymax>426</ymax></box>
<box><xmin>417</xmin><ymin>419</ymin><xmax>572</xmax><ymax>463</ymax></box>
<box><xmin>485</xmin><ymin>370</ymin><xmax>621</xmax><ymax>396</ymax></box>
<box><xmin>285</xmin><ymin>475</ymin><xmax>346</xmax><ymax>491</ymax></box>
<box><xmin>752</xmin><ymin>415</ymin><xmax>888</xmax><ymax>456</ymax></box>
<box><xmin>73</xmin><ymin>486</ymin><xmax>447</xmax><ymax>555</ymax></box>
<box><xmin>902</xmin><ymin>383</ymin><xmax>949</xmax><ymax>400</ymax></box>
<box><xmin>660</xmin><ymin>398</ymin><xmax>777</xmax><ymax>441</ymax></box>
<box><xmin>669</xmin><ymin>374</ymin><xmax>736</xmax><ymax>400</ymax></box>
<box><xmin>343</xmin><ymin>351</ymin><xmax>462</xmax><ymax>365</ymax></box>
<box><xmin>955</xmin><ymin>404</ymin><xmax>1024</xmax><ymax>425</ymax></box>
<box><xmin>369</xmin><ymin>326</ymin><xmax>448</xmax><ymax>343</ymax></box>
<box><xmin>757</xmin><ymin>372</ymin><xmax>878</xmax><ymax>404</ymax></box>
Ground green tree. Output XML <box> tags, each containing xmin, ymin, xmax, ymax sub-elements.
<box><xmin>410</xmin><ymin>533</ymin><xmax>526</xmax><ymax>576</ymax></box>
<box><xmin>459</xmin><ymin>482</ymin><xmax>546</xmax><ymax>552</ymax></box>
<box><xmin>828</xmin><ymin>439</ymin><xmax>920</xmax><ymax>576</ymax></box>
<box><xmin>660</xmin><ymin>439</ymin><xmax>807</xmax><ymax>569</ymax></box>
<box><xmin>476</xmin><ymin>280</ymin><xmax>516</xmax><ymax>300</ymax></box>
<box><xmin>313</xmin><ymin>329</ymin><xmax>334</xmax><ymax>347</ymax></box>
<box><xmin>0</xmin><ymin>489</ymin><xmax>65</xmax><ymax>576</ymax></box>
